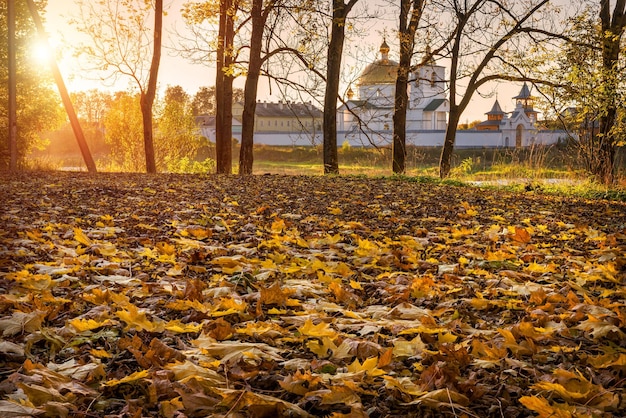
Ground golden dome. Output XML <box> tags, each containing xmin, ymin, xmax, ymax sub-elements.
<box><xmin>358</xmin><ymin>40</ymin><xmax>398</xmax><ymax>86</ymax></box>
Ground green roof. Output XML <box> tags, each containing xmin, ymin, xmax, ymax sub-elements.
<box><xmin>423</xmin><ymin>98</ymin><xmax>446</xmax><ymax>111</ymax></box>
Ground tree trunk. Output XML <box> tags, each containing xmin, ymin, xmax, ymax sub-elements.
<box><xmin>597</xmin><ymin>0</ymin><xmax>626</xmax><ymax>184</ymax></box>
<box><xmin>239</xmin><ymin>0</ymin><xmax>264</xmax><ymax>176</ymax></box>
<box><xmin>26</xmin><ymin>0</ymin><xmax>97</xmax><ymax>173</ymax></box>
<box><xmin>138</xmin><ymin>0</ymin><xmax>162</xmax><ymax>173</ymax></box>
<box><xmin>8</xmin><ymin>0</ymin><xmax>17</xmax><ymax>171</ymax></box>
<box><xmin>216</xmin><ymin>0</ymin><xmax>234</xmax><ymax>175</ymax></box>
<box><xmin>392</xmin><ymin>67</ymin><xmax>409</xmax><ymax>174</ymax></box>
<box><xmin>324</xmin><ymin>1</ymin><xmax>355</xmax><ymax>175</ymax></box>
<box><xmin>392</xmin><ymin>0</ymin><xmax>423</xmax><ymax>175</ymax></box>
<box><xmin>439</xmin><ymin>105</ymin><xmax>461</xmax><ymax>178</ymax></box>
<box><xmin>139</xmin><ymin>98</ymin><xmax>155</xmax><ymax>173</ymax></box>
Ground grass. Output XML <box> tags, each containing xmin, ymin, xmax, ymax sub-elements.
<box><xmin>26</xmin><ymin>144</ymin><xmax>626</xmax><ymax>200</ymax></box>
<box><xmin>251</xmin><ymin>145</ymin><xmax>626</xmax><ymax>201</ymax></box>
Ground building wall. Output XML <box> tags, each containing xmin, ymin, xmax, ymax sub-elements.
<box><xmin>203</xmin><ymin>128</ymin><xmax>563</xmax><ymax>148</ymax></box>
<box><xmin>255</xmin><ymin>117</ymin><xmax>320</xmax><ymax>133</ymax></box>
<box><xmin>231</xmin><ymin>102</ymin><xmax>322</xmax><ymax>134</ymax></box>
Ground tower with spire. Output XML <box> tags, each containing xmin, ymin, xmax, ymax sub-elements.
<box><xmin>512</xmin><ymin>82</ymin><xmax>538</xmax><ymax>122</ymax></box>
<box><xmin>502</xmin><ymin>83</ymin><xmax>539</xmax><ymax>147</ymax></box>
<box><xmin>475</xmin><ymin>98</ymin><xmax>505</xmax><ymax>131</ymax></box>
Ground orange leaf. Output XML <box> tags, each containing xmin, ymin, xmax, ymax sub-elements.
<box><xmin>377</xmin><ymin>348</ymin><xmax>393</xmax><ymax>368</ymax></box>
<box><xmin>511</xmin><ymin>226</ymin><xmax>531</xmax><ymax>243</ymax></box>
<box><xmin>520</xmin><ymin>395</ymin><xmax>574</xmax><ymax>418</ymax></box>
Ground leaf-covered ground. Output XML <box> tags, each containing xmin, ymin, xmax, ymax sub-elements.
<box><xmin>1</xmin><ymin>172</ymin><xmax>625</xmax><ymax>418</ymax></box>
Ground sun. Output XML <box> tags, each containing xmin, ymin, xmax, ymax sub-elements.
<box><xmin>30</xmin><ymin>39</ymin><xmax>54</xmax><ymax>65</ymax></box>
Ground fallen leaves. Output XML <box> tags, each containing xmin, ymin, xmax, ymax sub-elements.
<box><xmin>1</xmin><ymin>172</ymin><xmax>625</xmax><ymax>417</ymax></box>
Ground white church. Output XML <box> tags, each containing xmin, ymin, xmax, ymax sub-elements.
<box><xmin>336</xmin><ymin>39</ymin><xmax>568</xmax><ymax>148</ymax></box>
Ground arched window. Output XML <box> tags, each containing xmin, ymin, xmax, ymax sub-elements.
<box><xmin>431</xmin><ymin>71</ymin><xmax>437</xmax><ymax>87</ymax></box>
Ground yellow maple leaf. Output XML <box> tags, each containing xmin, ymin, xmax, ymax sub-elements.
<box><xmin>166</xmin><ymin>299</ymin><xmax>209</xmax><ymax>313</ymax></box>
<box><xmin>260</xmin><ymin>258</ymin><xmax>277</xmax><ymax>269</ymax></box>
<box><xmin>258</xmin><ymin>282</ymin><xmax>291</xmax><ymax>306</ymax></box>
<box><xmin>393</xmin><ymin>336</ymin><xmax>426</xmax><ymax>358</ymax></box>
<box><xmin>470</xmin><ymin>297</ymin><xmax>491</xmax><ymax>310</ymax></box>
<box><xmin>186</xmin><ymin>227</ymin><xmax>211</xmax><ymax>240</ymax></box>
<box><xmin>349</xmin><ymin>280</ymin><xmax>363</xmax><ymax>290</ymax></box>
<box><xmin>96</xmin><ymin>243</ymin><xmax>117</xmax><ymax>257</ymax></box>
<box><xmin>438</xmin><ymin>332</ymin><xmax>457</xmax><ymax>344</ymax></box>
<box><xmin>307</xmin><ymin>385</ymin><xmax>361</xmax><ymax>406</ymax></box>
<box><xmin>451</xmin><ymin>226</ymin><xmax>478</xmax><ymax>239</ymax></box>
<box><xmin>347</xmin><ymin>357</ymin><xmax>386</xmax><ymax>376</ymax></box>
<box><xmin>160</xmin><ymin>397</ymin><xmax>184</xmax><ymax>418</ymax></box>
<box><xmin>271</xmin><ymin>218</ymin><xmax>286</xmax><ymax>233</ymax></box>
<box><xmin>383</xmin><ymin>376</ymin><xmax>426</xmax><ymax>396</ymax></box>
<box><xmin>90</xmin><ymin>348</ymin><xmax>112</xmax><ymax>358</ymax></box>
<box><xmin>471</xmin><ymin>339</ymin><xmax>507</xmax><ymax>361</ymax></box>
<box><xmin>299</xmin><ymin>319</ymin><xmax>338</xmax><ymax>338</ymax></box>
<box><xmin>307</xmin><ymin>337</ymin><xmax>337</xmax><ymax>357</ymax></box>
<box><xmin>116</xmin><ymin>305</ymin><xmax>162</xmax><ymax>332</ymax></box>
<box><xmin>525</xmin><ymin>262</ymin><xmax>556</xmax><ymax>274</ymax></box>
<box><xmin>73</xmin><ymin>227</ymin><xmax>92</xmax><ymax>246</ymax></box>
<box><xmin>137</xmin><ymin>246</ymin><xmax>157</xmax><ymax>259</ymax></box>
<box><xmin>268</xmin><ymin>308</ymin><xmax>287</xmax><ymax>314</ymax></box>
<box><xmin>156</xmin><ymin>241</ymin><xmax>176</xmax><ymax>256</ymax></box>
<box><xmin>218</xmin><ymin>297</ymin><xmax>248</xmax><ymax>312</ymax></box>
<box><xmin>69</xmin><ymin>318</ymin><xmax>113</xmax><ymax>332</ymax></box>
<box><xmin>328</xmin><ymin>206</ymin><xmax>342</xmax><ymax>215</ymax></box>
<box><xmin>399</xmin><ymin>325</ymin><xmax>448</xmax><ymax>335</ymax></box>
<box><xmin>280</xmin><ymin>370</ymin><xmax>322</xmax><ymax>395</ymax></box>
<box><xmin>460</xmin><ymin>201</ymin><xmax>478</xmax><ymax>217</ymax></box>
<box><xmin>103</xmin><ymin>369</ymin><xmax>150</xmax><ymax>387</ymax></box>
<box><xmin>576</xmin><ymin>314</ymin><xmax>623</xmax><ymax>340</ymax></box>
<box><xmin>519</xmin><ymin>395</ymin><xmax>573</xmax><ymax>418</ymax></box>
<box><xmin>588</xmin><ymin>352</ymin><xmax>626</xmax><ymax>368</ymax></box>
<box><xmin>164</xmin><ymin>320</ymin><xmax>203</xmax><ymax>334</ymax></box>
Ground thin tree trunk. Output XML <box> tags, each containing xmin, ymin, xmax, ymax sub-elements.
<box><xmin>597</xmin><ymin>0</ymin><xmax>626</xmax><ymax>184</ymax></box>
<box><xmin>26</xmin><ymin>0</ymin><xmax>97</xmax><ymax>173</ymax></box>
<box><xmin>392</xmin><ymin>0</ymin><xmax>423</xmax><ymax>174</ymax></box>
<box><xmin>324</xmin><ymin>0</ymin><xmax>358</xmax><ymax>174</ymax></box>
<box><xmin>239</xmin><ymin>0</ymin><xmax>265</xmax><ymax>175</ymax></box>
<box><xmin>8</xmin><ymin>0</ymin><xmax>17</xmax><ymax>171</ymax></box>
<box><xmin>392</xmin><ymin>67</ymin><xmax>409</xmax><ymax>174</ymax></box>
<box><xmin>216</xmin><ymin>1</ymin><xmax>226</xmax><ymax>172</ymax></box>
<box><xmin>439</xmin><ymin>105</ymin><xmax>461</xmax><ymax>178</ymax></box>
<box><xmin>216</xmin><ymin>0</ymin><xmax>234</xmax><ymax>174</ymax></box>
<box><xmin>140</xmin><ymin>0</ymin><xmax>162</xmax><ymax>173</ymax></box>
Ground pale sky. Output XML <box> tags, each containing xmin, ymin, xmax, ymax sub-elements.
<box><xmin>42</xmin><ymin>0</ymin><xmax>529</xmax><ymax>123</ymax></box>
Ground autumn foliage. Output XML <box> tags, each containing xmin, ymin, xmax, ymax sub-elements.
<box><xmin>0</xmin><ymin>173</ymin><xmax>625</xmax><ymax>417</ymax></box>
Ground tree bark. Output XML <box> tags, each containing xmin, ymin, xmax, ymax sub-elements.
<box><xmin>439</xmin><ymin>105</ymin><xmax>461</xmax><ymax>178</ymax></box>
<box><xmin>597</xmin><ymin>0</ymin><xmax>626</xmax><ymax>184</ymax></box>
<box><xmin>26</xmin><ymin>0</ymin><xmax>97</xmax><ymax>173</ymax></box>
<box><xmin>216</xmin><ymin>0</ymin><xmax>234</xmax><ymax>174</ymax></box>
<box><xmin>324</xmin><ymin>0</ymin><xmax>359</xmax><ymax>174</ymax></box>
<box><xmin>392</xmin><ymin>0</ymin><xmax>423</xmax><ymax>174</ymax></box>
<box><xmin>8</xmin><ymin>0</ymin><xmax>17</xmax><ymax>171</ymax></box>
<box><xmin>139</xmin><ymin>0</ymin><xmax>162</xmax><ymax>173</ymax></box>
<box><xmin>239</xmin><ymin>0</ymin><xmax>266</xmax><ymax>175</ymax></box>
